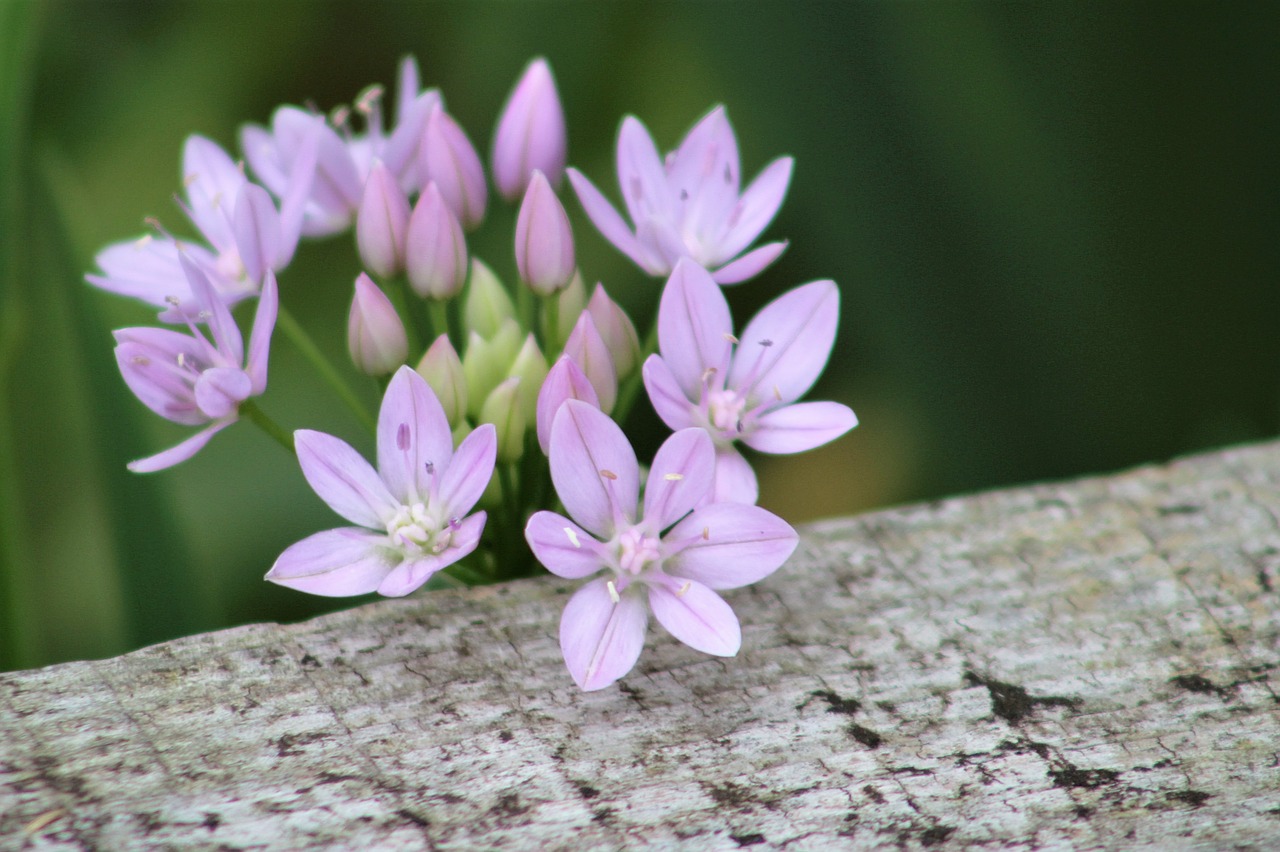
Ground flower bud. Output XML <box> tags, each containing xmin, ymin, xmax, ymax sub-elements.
<box><xmin>538</xmin><ymin>269</ymin><xmax>586</xmax><ymax>352</ymax></box>
<box><xmin>405</xmin><ymin>182</ymin><xmax>468</xmax><ymax>299</ymax></box>
<box><xmin>462</xmin><ymin>319</ymin><xmax>522</xmax><ymax>420</ymax></box>
<box><xmin>421</xmin><ymin>105</ymin><xmax>487</xmax><ymax>229</ymax></box>
<box><xmin>232</xmin><ymin>183</ymin><xmax>282</xmax><ymax>286</ymax></box>
<box><xmin>536</xmin><ymin>356</ymin><xmax>599</xmax><ymax>455</ymax></box>
<box><xmin>562</xmin><ymin>311</ymin><xmax>617</xmax><ymax>414</ymax></box>
<box><xmin>587</xmin><ymin>282</ymin><xmax>641</xmax><ymax>379</ymax></box>
<box><xmin>348</xmin><ymin>273</ymin><xmax>407</xmax><ymax>376</ymax></box>
<box><xmin>506</xmin><ymin>333</ymin><xmax>549</xmax><ymax>423</ymax></box>
<box><xmin>415</xmin><ymin>334</ymin><xmax>467</xmax><ymax>427</ymax></box>
<box><xmin>492</xmin><ymin>58</ymin><xmax>567</xmax><ymax>202</ymax></box>
<box><xmin>356</xmin><ymin>161</ymin><xmax>411</xmax><ymax>278</ymax></box>
<box><xmin>515</xmin><ymin>170</ymin><xmax>575</xmax><ymax>295</ymax></box>
<box><xmin>480</xmin><ymin>377</ymin><xmax>526</xmax><ymax>464</ymax></box>
<box><xmin>463</xmin><ymin>258</ymin><xmax>516</xmax><ymax>339</ymax></box>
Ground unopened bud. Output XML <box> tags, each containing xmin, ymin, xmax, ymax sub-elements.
<box><xmin>539</xmin><ymin>270</ymin><xmax>586</xmax><ymax>351</ymax></box>
<box><xmin>506</xmin><ymin>333</ymin><xmax>549</xmax><ymax>423</ymax></box>
<box><xmin>536</xmin><ymin>356</ymin><xmax>599</xmax><ymax>455</ymax></box>
<box><xmin>587</xmin><ymin>282</ymin><xmax>641</xmax><ymax>379</ymax></box>
<box><xmin>462</xmin><ymin>319</ymin><xmax>522</xmax><ymax>420</ymax></box>
<box><xmin>515</xmin><ymin>170</ymin><xmax>575</xmax><ymax>295</ymax></box>
<box><xmin>463</xmin><ymin>258</ymin><xmax>516</xmax><ymax>338</ymax></box>
<box><xmin>356</xmin><ymin>161</ymin><xmax>411</xmax><ymax>278</ymax></box>
<box><xmin>405</xmin><ymin>182</ymin><xmax>468</xmax><ymax>299</ymax></box>
<box><xmin>421</xmin><ymin>105</ymin><xmax>487</xmax><ymax>229</ymax></box>
<box><xmin>348</xmin><ymin>273</ymin><xmax>407</xmax><ymax>375</ymax></box>
<box><xmin>562</xmin><ymin>311</ymin><xmax>617</xmax><ymax>414</ymax></box>
<box><xmin>480</xmin><ymin>377</ymin><xmax>526</xmax><ymax>464</ymax></box>
<box><xmin>492</xmin><ymin>57</ymin><xmax>567</xmax><ymax>202</ymax></box>
<box><xmin>415</xmin><ymin>334</ymin><xmax>467</xmax><ymax>427</ymax></box>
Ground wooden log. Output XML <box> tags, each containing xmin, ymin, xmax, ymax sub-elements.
<box><xmin>3</xmin><ymin>440</ymin><xmax>1279</xmax><ymax>850</ymax></box>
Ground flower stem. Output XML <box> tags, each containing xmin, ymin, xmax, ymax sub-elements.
<box><xmin>612</xmin><ymin>318</ymin><xmax>659</xmax><ymax>424</ymax></box>
<box><xmin>398</xmin><ymin>277</ymin><xmax>431</xmax><ymax>355</ymax></box>
<box><xmin>240</xmin><ymin>399</ymin><xmax>294</xmax><ymax>453</ymax></box>
<box><xmin>428</xmin><ymin>299</ymin><xmax>452</xmax><ymax>349</ymax></box>
<box><xmin>276</xmin><ymin>306</ymin><xmax>376</xmax><ymax>433</ymax></box>
<box><xmin>541</xmin><ymin>290</ymin><xmax>560</xmax><ymax>352</ymax></box>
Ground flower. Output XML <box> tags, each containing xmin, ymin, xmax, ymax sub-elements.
<box><xmin>642</xmin><ymin>259</ymin><xmax>857</xmax><ymax>504</ymax></box>
<box><xmin>113</xmin><ymin>255</ymin><xmax>277</xmax><ymax>472</ymax></box>
<box><xmin>492</xmin><ymin>57</ymin><xmax>567</xmax><ymax>202</ymax></box>
<box><xmin>525</xmin><ymin>400</ymin><xmax>798</xmax><ymax>691</ymax></box>
<box><xmin>347</xmin><ymin>273</ymin><xmax>408</xmax><ymax>376</ymax></box>
<box><xmin>515</xmin><ymin>170</ymin><xmax>576</xmax><ymax>295</ymax></box>
<box><xmin>567</xmin><ymin>106</ymin><xmax>792</xmax><ymax>285</ymax></box>
<box><xmin>267</xmin><ymin>366</ymin><xmax>496</xmax><ymax>597</ymax></box>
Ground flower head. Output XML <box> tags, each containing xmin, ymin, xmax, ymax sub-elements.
<box><xmin>568</xmin><ymin>106</ymin><xmax>792</xmax><ymax>285</ymax></box>
<box><xmin>642</xmin><ymin>259</ymin><xmax>857</xmax><ymax>503</ymax></box>
<box><xmin>525</xmin><ymin>400</ymin><xmax>797</xmax><ymax>691</ymax></box>
<box><xmin>267</xmin><ymin>366</ymin><xmax>496</xmax><ymax>597</ymax></box>
<box><xmin>113</xmin><ymin>255</ymin><xmax>277</xmax><ymax>472</ymax></box>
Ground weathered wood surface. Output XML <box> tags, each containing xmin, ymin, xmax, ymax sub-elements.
<box><xmin>3</xmin><ymin>441</ymin><xmax>1280</xmax><ymax>851</ymax></box>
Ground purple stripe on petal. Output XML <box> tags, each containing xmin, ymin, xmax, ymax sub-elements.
<box><xmin>246</xmin><ymin>272</ymin><xmax>278</xmax><ymax>395</ymax></box>
<box><xmin>743</xmin><ymin>401</ymin><xmax>858</xmax><ymax>455</ymax></box>
<box><xmin>295</xmin><ymin>428</ymin><xmax>398</xmax><ymax>529</ymax></box>
<box><xmin>549</xmin><ymin>400</ymin><xmax>639</xmax><ymax>539</ymax></box>
<box><xmin>377</xmin><ymin>366</ymin><xmax>453</xmax><ymax>504</ymax></box>
<box><xmin>266</xmin><ymin>527</ymin><xmax>396</xmax><ymax>597</ymax></box>
<box><xmin>644</xmin><ymin>428</ymin><xmax>714</xmax><ymax>532</ymax></box>
<box><xmin>665</xmin><ymin>502</ymin><xmax>797</xmax><ymax>590</ymax></box>
<box><xmin>559</xmin><ymin>577</ymin><xmax>648</xmax><ymax>691</ymax></box>
<box><xmin>649</xmin><ymin>579</ymin><xmax>741</xmax><ymax>656</ymax></box>
<box><xmin>525</xmin><ymin>510</ymin><xmax>606</xmax><ymax>579</ymax></box>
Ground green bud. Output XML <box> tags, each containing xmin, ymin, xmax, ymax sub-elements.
<box><xmin>539</xmin><ymin>269</ymin><xmax>586</xmax><ymax>352</ymax></box>
<box><xmin>480</xmin><ymin>377</ymin><xmax>526</xmax><ymax>464</ymax></box>
<box><xmin>463</xmin><ymin>257</ymin><xmax>516</xmax><ymax>339</ymax></box>
<box><xmin>507</xmin><ymin>333</ymin><xmax>549</xmax><ymax>423</ymax></box>
<box><xmin>462</xmin><ymin>319</ymin><xmax>523</xmax><ymax>420</ymax></box>
<box><xmin>415</xmin><ymin>334</ymin><xmax>467</xmax><ymax>428</ymax></box>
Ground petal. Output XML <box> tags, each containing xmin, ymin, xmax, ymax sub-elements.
<box><xmin>232</xmin><ymin>183</ymin><xmax>282</xmax><ymax>285</ymax></box>
<box><xmin>180</xmin><ymin>255</ymin><xmax>243</xmax><ymax>365</ymax></box>
<box><xmin>295</xmin><ymin>428</ymin><xmax>398</xmax><ymax>529</ymax></box>
<box><xmin>616</xmin><ymin>116</ymin><xmax>674</xmax><ymax>228</ymax></box>
<box><xmin>245</xmin><ymin>271</ymin><xmax>278</xmax><ymax>395</ymax></box>
<box><xmin>376</xmin><ymin>554</ymin><xmax>443</xmax><ymax>597</ymax></box>
<box><xmin>525</xmin><ymin>511</ymin><xmax>606</xmax><ymax>579</ymax></box>
<box><xmin>567</xmin><ymin>168</ymin><xmax>662</xmax><ymax>274</ymax></box>
<box><xmin>88</xmin><ymin>237</ymin><xmax>191</xmax><ymax>309</ymax></box>
<box><xmin>114</xmin><ymin>332</ymin><xmax>204</xmax><ymax>424</ymax></box>
<box><xmin>194</xmin><ymin>366</ymin><xmax>251</xmax><ymax>419</ymax></box>
<box><xmin>377</xmin><ymin>366</ymin><xmax>453</xmax><ymax>504</ymax></box>
<box><xmin>713</xmin><ymin>156</ymin><xmax>793</xmax><ymax>264</ymax></box>
<box><xmin>641</xmin><ymin>354</ymin><xmax>696</xmax><ymax>432</ymax></box>
<box><xmin>266</xmin><ymin>528</ymin><xmax>397</xmax><ymax>596</ymax></box>
<box><xmin>649</xmin><ymin>579</ymin><xmax>741</xmax><ymax>656</ymax></box>
<box><xmin>665</xmin><ymin>502</ymin><xmax>797</xmax><ymax>590</ymax></box>
<box><xmin>657</xmin><ymin>259</ymin><xmax>734</xmax><ymax>399</ymax></box>
<box><xmin>536</xmin><ymin>356</ymin><xmax>600</xmax><ymax>455</ymax></box>
<box><xmin>729</xmin><ymin>279</ymin><xmax>838</xmax><ymax>404</ymax></box>
<box><xmin>710</xmin><ymin>446</ymin><xmax>759</xmax><ymax>505</ymax></box>
<box><xmin>560</xmin><ymin>578</ymin><xmax>648</xmax><ymax>691</ymax></box>
<box><xmin>436</xmin><ymin>423</ymin><xmax>497</xmax><ymax>517</ymax></box>
<box><xmin>743</xmin><ymin>401</ymin><xmax>858</xmax><ymax>454</ymax></box>
<box><xmin>668</xmin><ymin>106</ymin><xmax>741</xmax><ymax>250</ymax></box>
<box><xmin>240</xmin><ymin>122</ymin><xmax>288</xmax><ymax>197</ymax></box>
<box><xmin>276</xmin><ymin>119</ymin><xmax>322</xmax><ymax>266</ymax></box>
<box><xmin>549</xmin><ymin>400</ymin><xmax>639</xmax><ymax>539</ymax></box>
<box><xmin>182</xmin><ymin>135</ymin><xmax>245</xmax><ymax>252</ymax></box>
<box><xmin>562</xmin><ymin>312</ymin><xmax>617</xmax><ymax>414</ymax></box>
<box><xmin>127</xmin><ymin>419</ymin><xmax>235</xmax><ymax>473</ymax></box>
<box><xmin>710</xmin><ymin>240</ymin><xmax>788</xmax><ymax>286</ymax></box>
<box><xmin>643</xmin><ymin>428</ymin><xmax>715</xmax><ymax>532</ymax></box>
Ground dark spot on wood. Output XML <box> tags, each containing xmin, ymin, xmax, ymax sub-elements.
<box><xmin>966</xmin><ymin>670</ymin><xmax>1077</xmax><ymax>722</ymax></box>
<box><xmin>732</xmin><ymin>833</ymin><xmax>767</xmax><ymax>846</ymax></box>
<box><xmin>592</xmin><ymin>806</ymin><xmax>614</xmax><ymax>823</ymax></box>
<box><xmin>272</xmin><ymin>731</ymin><xmax>332</xmax><ymax>757</ymax></box>
<box><xmin>809</xmin><ymin>689</ymin><xmax>861</xmax><ymax>715</ymax></box>
<box><xmin>202</xmin><ymin>812</ymin><xmax>221</xmax><ymax>831</ymax></box>
<box><xmin>1258</xmin><ymin>568</ymin><xmax>1274</xmax><ymax>593</ymax></box>
<box><xmin>298</xmin><ymin>654</ymin><xmax>320</xmax><ymax>669</ymax></box>
<box><xmin>397</xmin><ymin>808</ymin><xmax>432</xmax><ymax>828</ymax></box>
<box><xmin>702</xmin><ymin>781</ymin><xmax>759</xmax><ymax>809</ymax></box>
<box><xmin>1157</xmin><ymin>504</ymin><xmax>1201</xmax><ymax>515</ymax></box>
<box><xmin>848</xmin><ymin>724</ymin><xmax>884</xmax><ymax>748</ymax></box>
<box><xmin>1170</xmin><ymin>674</ymin><xmax>1226</xmax><ymax>697</ymax></box>
<box><xmin>498</xmin><ymin>730</ymin><xmax>514</xmax><ymax>742</ymax></box>
<box><xmin>618</xmin><ymin>682</ymin><xmax>649</xmax><ymax>710</ymax></box>
<box><xmin>493</xmin><ymin>792</ymin><xmax>528</xmax><ymax>816</ymax></box>
<box><xmin>1166</xmin><ymin>790</ymin><xmax>1213</xmax><ymax>807</ymax></box>
<box><xmin>576</xmin><ymin>783</ymin><xmax>599</xmax><ymax>799</ymax></box>
<box><xmin>862</xmin><ymin>784</ymin><xmax>886</xmax><ymax>804</ymax></box>
<box><xmin>136</xmin><ymin>811</ymin><xmax>163</xmax><ymax>835</ymax></box>
<box><xmin>921</xmin><ymin>824</ymin><xmax>956</xmax><ymax>846</ymax></box>
<box><xmin>998</xmin><ymin>738</ymin><xmax>1052</xmax><ymax>759</ymax></box>
<box><xmin>1050</xmin><ymin>767</ymin><xmax>1120</xmax><ymax>788</ymax></box>
<box><xmin>1073</xmin><ymin>805</ymin><xmax>1093</xmax><ymax>819</ymax></box>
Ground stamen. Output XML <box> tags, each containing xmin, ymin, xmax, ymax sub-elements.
<box><xmin>397</xmin><ymin>422</ymin><xmax>410</xmax><ymax>451</ymax></box>
<box><xmin>564</xmin><ymin>527</ymin><xmax>581</xmax><ymax>548</ymax></box>
<box><xmin>130</xmin><ymin>355</ymin><xmax>150</xmax><ymax>366</ymax></box>
<box><xmin>600</xmin><ymin>469</ymin><xmax>618</xmax><ymax>481</ymax></box>
<box><xmin>773</xmin><ymin>384</ymin><xmax>782</xmax><ymax>402</ymax></box>
<box><xmin>702</xmin><ymin>526</ymin><xmax>710</xmax><ymax>540</ymax></box>
<box><xmin>182</xmin><ymin>172</ymin><xmax>198</xmax><ymax>189</ymax></box>
<box><xmin>701</xmin><ymin>367</ymin><xmax>718</xmax><ymax>384</ymax></box>
<box><xmin>723</xmin><ymin>332</ymin><xmax>739</xmax><ymax>344</ymax></box>
<box><xmin>663</xmin><ymin>473</ymin><xmax>683</xmax><ymax>481</ymax></box>
<box><xmin>330</xmin><ymin>104</ymin><xmax>351</xmax><ymax>130</ymax></box>
<box><xmin>134</xmin><ymin>234</ymin><xmax>153</xmax><ymax>250</ymax></box>
<box><xmin>606</xmin><ymin>580</ymin><xmax>621</xmax><ymax>604</ymax></box>
<box><xmin>448</xmin><ymin>517</ymin><xmax>460</xmax><ymax>530</ymax></box>
<box><xmin>356</xmin><ymin>84</ymin><xmax>385</xmax><ymax>115</ymax></box>
<box><xmin>165</xmin><ymin>295</ymin><xmax>182</xmax><ymax>307</ymax></box>
<box><xmin>176</xmin><ymin>353</ymin><xmax>186</xmax><ymax>368</ymax></box>
<box><xmin>677</xmin><ymin>581</ymin><xmax>692</xmax><ymax>597</ymax></box>
<box><xmin>759</xmin><ymin>339</ymin><xmax>773</xmax><ymax>347</ymax></box>
<box><xmin>424</xmin><ymin>461</ymin><xmax>435</xmax><ymax>476</ymax></box>
<box><xmin>723</xmin><ymin>163</ymin><xmax>733</xmax><ymax>184</ymax></box>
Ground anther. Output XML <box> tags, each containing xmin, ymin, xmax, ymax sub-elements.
<box><xmin>663</xmin><ymin>473</ymin><xmax>683</xmax><ymax>481</ymax></box>
<box><xmin>759</xmin><ymin>338</ymin><xmax>773</xmax><ymax>347</ymax></box>
<box><xmin>165</xmin><ymin>295</ymin><xmax>182</xmax><ymax>307</ymax></box>
<box><xmin>677</xmin><ymin>581</ymin><xmax>691</xmax><ymax>597</ymax></box>
<box><xmin>424</xmin><ymin>461</ymin><xmax>435</xmax><ymax>476</ymax></box>
<box><xmin>606</xmin><ymin>580</ymin><xmax>621</xmax><ymax>604</ymax></box>
<box><xmin>134</xmin><ymin>234</ymin><xmax>153</xmax><ymax>250</ymax></box>
<box><xmin>183</xmin><ymin>173</ymin><xmax>198</xmax><ymax>189</ymax></box>
<box><xmin>773</xmin><ymin>384</ymin><xmax>782</xmax><ymax>402</ymax></box>
<box><xmin>356</xmin><ymin>84</ymin><xmax>384</xmax><ymax>115</ymax></box>
<box><xmin>600</xmin><ymin>469</ymin><xmax>618</xmax><ymax>481</ymax></box>
<box><xmin>701</xmin><ymin>526</ymin><xmax>710</xmax><ymax>540</ymax></box>
<box><xmin>176</xmin><ymin>353</ymin><xmax>186</xmax><ymax>368</ymax></box>
<box><xmin>723</xmin><ymin>332</ymin><xmax>739</xmax><ymax>344</ymax></box>
<box><xmin>564</xmin><ymin>527</ymin><xmax>581</xmax><ymax>548</ymax></box>
<box><xmin>130</xmin><ymin>355</ymin><xmax>150</xmax><ymax>366</ymax></box>
<box><xmin>396</xmin><ymin>422</ymin><xmax>410</xmax><ymax>451</ymax></box>
<box><xmin>330</xmin><ymin>105</ymin><xmax>351</xmax><ymax>129</ymax></box>
<box><xmin>701</xmin><ymin>367</ymin><xmax>718</xmax><ymax>384</ymax></box>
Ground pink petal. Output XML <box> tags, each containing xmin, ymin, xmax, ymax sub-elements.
<box><xmin>562</xmin><ymin>312</ymin><xmax>617</xmax><ymax>414</ymax></box>
<box><xmin>668</xmin><ymin>106</ymin><xmax>741</xmax><ymax>250</ymax></box>
<box><xmin>525</xmin><ymin>511</ymin><xmax>606</xmax><ymax>579</ymax></box>
<box><xmin>180</xmin><ymin>255</ymin><xmax>243</xmax><ymax>366</ymax></box>
<box><xmin>643</xmin><ymin>428</ymin><xmax>715</xmax><ymax>532</ymax></box>
<box><xmin>664</xmin><ymin>502</ymin><xmax>797</xmax><ymax>590</ymax></box>
<box><xmin>729</xmin><ymin>279</ymin><xmax>838</xmax><ymax>403</ymax></box>
<box><xmin>648</xmin><ymin>579</ymin><xmax>741</xmax><ymax>656</ymax></box>
<box><xmin>182</xmin><ymin>135</ymin><xmax>244</xmax><ymax>252</ymax></box>
<box><xmin>232</xmin><ymin>184</ymin><xmax>281</xmax><ymax>286</ymax></box>
<box><xmin>194</xmin><ymin>367</ymin><xmax>251</xmax><ymax>419</ymax></box>
<box><xmin>245</xmin><ymin>272</ymin><xmax>278</xmax><ymax>395</ymax></box>
<box><xmin>743</xmin><ymin>401</ymin><xmax>857</xmax><ymax>454</ymax></box>
<box><xmin>114</xmin><ymin>331</ymin><xmax>206</xmax><ymax>424</ymax></box>
<box><xmin>436</xmin><ymin>423</ymin><xmax>497</xmax><ymax>517</ymax></box>
<box><xmin>383</xmin><ymin>90</ymin><xmax>439</xmax><ymax>183</ymax></box>
<box><xmin>714</xmin><ymin>157</ymin><xmax>793</xmax><ymax>264</ymax></box>
<box><xmin>710</xmin><ymin>446</ymin><xmax>759</xmax><ymax>505</ymax></box>
<box><xmin>549</xmin><ymin>400</ymin><xmax>639</xmax><ymax>540</ymax></box>
<box><xmin>560</xmin><ymin>577</ymin><xmax>648</xmax><ymax>691</ymax></box>
<box><xmin>657</xmin><ymin>259</ymin><xmax>734</xmax><ymax>399</ymax></box>
<box><xmin>377</xmin><ymin>555</ymin><xmax>443</xmax><ymax>597</ymax></box>
<box><xmin>376</xmin><ymin>366</ymin><xmax>453</xmax><ymax>504</ymax></box>
<box><xmin>641</xmin><ymin>354</ymin><xmax>696</xmax><ymax>432</ymax></box>
<box><xmin>266</xmin><ymin>527</ymin><xmax>397</xmax><ymax>596</ymax></box>
<box><xmin>276</xmin><ymin>111</ymin><xmax>322</xmax><ymax>264</ymax></box>
<box><xmin>240</xmin><ymin>123</ymin><xmax>288</xmax><ymax>197</ymax></box>
<box><xmin>567</xmin><ymin>168</ymin><xmax>660</xmax><ymax>274</ymax></box>
<box><xmin>536</xmin><ymin>356</ymin><xmax>600</xmax><ymax>455</ymax></box>
<box><xmin>295</xmin><ymin>428</ymin><xmax>398</xmax><ymax>529</ymax></box>
<box><xmin>710</xmin><ymin>240</ymin><xmax>787</xmax><ymax>286</ymax></box>
<box><xmin>127</xmin><ymin>419</ymin><xmax>235</xmax><ymax>473</ymax></box>
<box><xmin>616</xmin><ymin>116</ymin><xmax>674</xmax><ymax>228</ymax></box>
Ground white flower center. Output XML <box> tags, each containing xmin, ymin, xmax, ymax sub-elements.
<box><xmin>387</xmin><ymin>501</ymin><xmax>453</xmax><ymax>555</ymax></box>
<box><xmin>706</xmin><ymin>388</ymin><xmax>749</xmax><ymax>440</ymax></box>
<box><xmin>617</xmin><ymin>526</ymin><xmax>662</xmax><ymax>576</ymax></box>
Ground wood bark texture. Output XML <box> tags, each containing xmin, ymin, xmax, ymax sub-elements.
<box><xmin>3</xmin><ymin>441</ymin><xmax>1279</xmax><ymax>850</ymax></box>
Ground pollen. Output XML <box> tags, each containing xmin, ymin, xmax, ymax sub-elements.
<box><xmin>663</xmin><ymin>473</ymin><xmax>683</xmax><ymax>481</ymax></box>
<box><xmin>606</xmin><ymin>580</ymin><xmax>621</xmax><ymax>604</ymax></box>
<box><xmin>176</xmin><ymin>353</ymin><xmax>186</xmax><ymax>368</ymax></box>
<box><xmin>600</xmin><ymin>469</ymin><xmax>618</xmax><ymax>481</ymax></box>
<box><xmin>702</xmin><ymin>526</ymin><xmax>710</xmax><ymax>540</ymax></box>
<box><xmin>677</xmin><ymin>581</ymin><xmax>691</xmax><ymax>597</ymax></box>
<box><xmin>564</xmin><ymin>527</ymin><xmax>581</xmax><ymax>548</ymax></box>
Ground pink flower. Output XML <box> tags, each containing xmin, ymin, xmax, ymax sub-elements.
<box><xmin>492</xmin><ymin>57</ymin><xmax>567</xmax><ymax>202</ymax></box>
<box><xmin>568</xmin><ymin>106</ymin><xmax>792</xmax><ymax>285</ymax></box>
<box><xmin>113</xmin><ymin>256</ymin><xmax>277</xmax><ymax>472</ymax></box>
<box><xmin>267</xmin><ymin>366</ymin><xmax>496</xmax><ymax>597</ymax></box>
<box><xmin>526</xmin><ymin>400</ymin><xmax>797</xmax><ymax>691</ymax></box>
<box><xmin>642</xmin><ymin>259</ymin><xmax>857</xmax><ymax>504</ymax></box>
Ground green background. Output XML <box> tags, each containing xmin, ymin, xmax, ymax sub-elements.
<box><xmin>2</xmin><ymin>0</ymin><xmax>1276</xmax><ymax>670</ymax></box>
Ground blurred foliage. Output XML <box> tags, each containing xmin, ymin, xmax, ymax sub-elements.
<box><xmin>2</xmin><ymin>0</ymin><xmax>1276</xmax><ymax>670</ymax></box>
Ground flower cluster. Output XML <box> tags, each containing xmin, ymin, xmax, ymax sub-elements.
<box><xmin>89</xmin><ymin>56</ymin><xmax>856</xmax><ymax>691</ymax></box>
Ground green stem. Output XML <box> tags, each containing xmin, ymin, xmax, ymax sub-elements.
<box><xmin>276</xmin><ymin>306</ymin><xmax>375</xmax><ymax>433</ymax></box>
<box><xmin>612</xmin><ymin>318</ymin><xmax>660</xmax><ymax>425</ymax></box>
<box><xmin>240</xmin><ymin>399</ymin><xmax>294</xmax><ymax>454</ymax></box>
<box><xmin>541</xmin><ymin>289</ymin><xmax>560</xmax><ymax>353</ymax></box>
<box><xmin>428</xmin><ymin>299</ymin><xmax>452</xmax><ymax>349</ymax></box>
<box><xmin>497</xmin><ymin>463</ymin><xmax>524</xmax><ymax>578</ymax></box>
<box><xmin>516</xmin><ymin>279</ymin><xmax>534</xmax><ymax>331</ymax></box>
<box><xmin>398</xmin><ymin>277</ymin><xmax>430</xmax><ymax>354</ymax></box>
